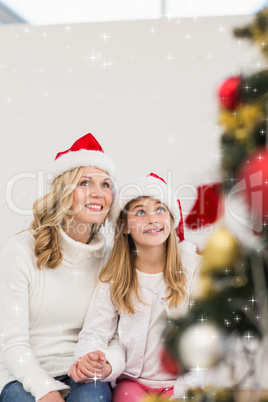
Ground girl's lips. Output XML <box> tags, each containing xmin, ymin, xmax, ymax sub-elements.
<box><xmin>143</xmin><ymin>228</ymin><xmax>163</xmax><ymax>235</ymax></box>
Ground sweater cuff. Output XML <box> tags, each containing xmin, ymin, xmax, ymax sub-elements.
<box><xmin>102</xmin><ymin>349</ymin><xmax>125</xmax><ymax>383</ymax></box>
<box><xmin>22</xmin><ymin>369</ymin><xmax>70</xmax><ymax>401</ymax></box>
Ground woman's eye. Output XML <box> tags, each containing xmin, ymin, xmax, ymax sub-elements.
<box><xmin>102</xmin><ymin>182</ymin><xmax>111</xmax><ymax>188</ymax></box>
<box><xmin>80</xmin><ymin>180</ymin><xmax>90</xmax><ymax>186</ymax></box>
<box><xmin>157</xmin><ymin>206</ymin><xmax>166</xmax><ymax>213</ymax></box>
<box><xmin>136</xmin><ymin>209</ymin><xmax>145</xmax><ymax>216</ymax></box>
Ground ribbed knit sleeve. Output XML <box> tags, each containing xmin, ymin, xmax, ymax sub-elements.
<box><xmin>0</xmin><ymin>238</ymin><xmax>70</xmax><ymax>401</ymax></box>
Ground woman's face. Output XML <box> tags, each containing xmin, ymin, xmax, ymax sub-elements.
<box><xmin>71</xmin><ymin>166</ymin><xmax>113</xmax><ymax>228</ymax></box>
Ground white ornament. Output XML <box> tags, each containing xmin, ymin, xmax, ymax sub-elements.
<box><xmin>177</xmin><ymin>321</ymin><xmax>227</xmax><ymax>369</ymax></box>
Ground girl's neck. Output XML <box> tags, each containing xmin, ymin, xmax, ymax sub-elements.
<box><xmin>135</xmin><ymin>244</ymin><xmax>166</xmax><ymax>274</ymax></box>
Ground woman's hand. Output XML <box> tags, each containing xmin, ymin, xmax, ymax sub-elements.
<box><xmin>38</xmin><ymin>391</ymin><xmax>65</xmax><ymax>401</ymax></box>
<box><xmin>68</xmin><ymin>350</ymin><xmax>112</xmax><ymax>383</ymax></box>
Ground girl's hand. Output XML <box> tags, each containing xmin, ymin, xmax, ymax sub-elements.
<box><xmin>38</xmin><ymin>391</ymin><xmax>65</xmax><ymax>401</ymax></box>
<box><xmin>68</xmin><ymin>350</ymin><xmax>112</xmax><ymax>383</ymax></box>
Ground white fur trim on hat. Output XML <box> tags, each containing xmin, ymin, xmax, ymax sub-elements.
<box><xmin>48</xmin><ymin>149</ymin><xmax>116</xmax><ymax>182</ymax></box>
<box><xmin>110</xmin><ymin>175</ymin><xmax>181</xmax><ymax>224</ymax></box>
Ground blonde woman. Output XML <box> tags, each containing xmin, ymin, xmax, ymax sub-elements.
<box><xmin>69</xmin><ymin>173</ymin><xmax>202</xmax><ymax>401</ymax></box>
<box><xmin>0</xmin><ymin>134</ymin><xmax>123</xmax><ymax>402</ymax></box>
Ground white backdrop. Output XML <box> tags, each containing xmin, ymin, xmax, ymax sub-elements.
<box><xmin>0</xmin><ymin>14</ymin><xmax>261</xmax><ymax>249</ymax></box>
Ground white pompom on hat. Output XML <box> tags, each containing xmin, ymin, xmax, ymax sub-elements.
<box><xmin>48</xmin><ymin>133</ymin><xmax>116</xmax><ymax>181</ymax></box>
<box><xmin>110</xmin><ymin>172</ymin><xmax>185</xmax><ymax>241</ymax></box>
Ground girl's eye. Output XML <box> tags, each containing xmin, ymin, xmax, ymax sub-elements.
<box><xmin>157</xmin><ymin>206</ymin><xmax>166</xmax><ymax>213</ymax></box>
<box><xmin>136</xmin><ymin>209</ymin><xmax>145</xmax><ymax>216</ymax></box>
<box><xmin>102</xmin><ymin>182</ymin><xmax>111</xmax><ymax>188</ymax></box>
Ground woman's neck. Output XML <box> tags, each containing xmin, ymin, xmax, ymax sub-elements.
<box><xmin>135</xmin><ymin>244</ymin><xmax>166</xmax><ymax>274</ymax></box>
<box><xmin>65</xmin><ymin>222</ymin><xmax>93</xmax><ymax>244</ymax></box>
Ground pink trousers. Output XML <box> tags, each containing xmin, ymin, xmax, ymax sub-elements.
<box><xmin>113</xmin><ymin>379</ymin><xmax>174</xmax><ymax>402</ymax></box>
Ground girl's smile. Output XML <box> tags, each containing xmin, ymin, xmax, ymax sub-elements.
<box><xmin>143</xmin><ymin>227</ymin><xmax>163</xmax><ymax>235</ymax></box>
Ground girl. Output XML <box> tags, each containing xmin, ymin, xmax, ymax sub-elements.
<box><xmin>69</xmin><ymin>172</ymin><xmax>202</xmax><ymax>401</ymax></box>
<box><xmin>0</xmin><ymin>133</ymin><xmax>124</xmax><ymax>402</ymax></box>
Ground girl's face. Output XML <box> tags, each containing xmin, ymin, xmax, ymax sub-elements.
<box><xmin>71</xmin><ymin>166</ymin><xmax>113</xmax><ymax>228</ymax></box>
<box><xmin>124</xmin><ymin>197</ymin><xmax>171</xmax><ymax>249</ymax></box>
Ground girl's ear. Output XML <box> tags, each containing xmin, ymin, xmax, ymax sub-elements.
<box><xmin>123</xmin><ymin>227</ymin><xmax>130</xmax><ymax>235</ymax></box>
<box><xmin>121</xmin><ymin>217</ymin><xmax>129</xmax><ymax>234</ymax></box>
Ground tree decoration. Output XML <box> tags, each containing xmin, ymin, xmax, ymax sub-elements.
<box><xmin>141</xmin><ymin>395</ymin><xmax>168</xmax><ymax>402</ymax></box>
<box><xmin>237</xmin><ymin>148</ymin><xmax>268</xmax><ymax>224</ymax></box>
<box><xmin>234</xmin><ymin>8</ymin><xmax>268</xmax><ymax>57</ymax></box>
<box><xmin>218</xmin><ymin>76</ymin><xmax>243</xmax><ymax>110</ymax></box>
<box><xmin>202</xmin><ymin>227</ymin><xmax>240</xmax><ymax>269</ymax></box>
<box><xmin>160</xmin><ymin>347</ymin><xmax>182</xmax><ymax>376</ymax></box>
<box><xmin>162</xmin><ymin>7</ymin><xmax>268</xmax><ymax>399</ymax></box>
<box><xmin>217</xmin><ymin>9</ymin><xmax>268</xmax><ymax>185</ymax></box>
<box><xmin>177</xmin><ymin>321</ymin><xmax>227</xmax><ymax>369</ymax></box>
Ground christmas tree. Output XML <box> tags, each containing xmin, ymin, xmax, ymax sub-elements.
<box><xmin>159</xmin><ymin>8</ymin><xmax>268</xmax><ymax>402</ymax></box>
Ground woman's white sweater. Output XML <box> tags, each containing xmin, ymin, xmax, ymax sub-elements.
<box><xmin>0</xmin><ymin>228</ymin><xmax>122</xmax><ymax>401</ymax></box>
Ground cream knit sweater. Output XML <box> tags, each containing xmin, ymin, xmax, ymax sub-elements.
<box><xmin>0</xmin><ymin>228</ymin><xmax>123</xmax><ymax>401</ymax></box>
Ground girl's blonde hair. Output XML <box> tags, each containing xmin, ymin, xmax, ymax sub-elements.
<box><xmin>30</xmin><ymin>166</ymin><xmax>87</xmax><ymax>270</ymax></box>
<box><xmin>99</xmin><ymin>199</ymin><xmax>187</xmax><ymax>314</ymax></box>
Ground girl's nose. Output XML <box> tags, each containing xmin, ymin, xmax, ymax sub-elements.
<box><xmin>147</xmin><ymin>211</ymin><xmax>159</xmax><ymax>223</ymax></box>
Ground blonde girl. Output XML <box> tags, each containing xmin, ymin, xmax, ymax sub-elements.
<box><xmin>69</xmin><ymin>173</ymin><xmax>202</xmax><ymax>401</ymax></box>
<box><xmin>0</xmin><ymin>133</ymin><xmax>123</xmax><ymax>402</ymax></box>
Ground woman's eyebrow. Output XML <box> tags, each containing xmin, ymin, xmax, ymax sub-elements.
<box><xmin>81</xmin><ymin>176</ymin><xmax>111</xmax><ymax>181</ymax></box>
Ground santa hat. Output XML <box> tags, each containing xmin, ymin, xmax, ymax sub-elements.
<box><xmin>110</xmin><ymin>172</ymin><xmax>185</xmax><ymax>242</ymax></box>
<box><xmin>48</xmin><ymin>133</ymin><xmax>116</xmax><ymax>180</ymax></box>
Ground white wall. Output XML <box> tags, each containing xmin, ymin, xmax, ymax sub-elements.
<box><xmin>0</xmin><ymin>15</ymin><xmax>261</xmax><ymax>249</ymax></box>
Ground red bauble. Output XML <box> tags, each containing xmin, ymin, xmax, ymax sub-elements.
<box><xmin>218</xmin><ymin>76</ymin><xmax>242</xmax><ymax>110</ymax></box>
<box><xmin>160</xmin><ymin>347</ymin><xmax>182</xmax><ymax>376</ymax></box>
<box><xmin>237</xmin><ymin>148</ymin><xmax>268</xmax><ymax>222</ymax></box>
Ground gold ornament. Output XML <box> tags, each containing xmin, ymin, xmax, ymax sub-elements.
<box><xmin>234</xmin><ymin>128</ymin><xmax>247</xmax><ymax>141</ymax></box>
<box><xmin>141</xmin><ymin>396</ymin><xmax>167</xmax><ymax>402</ymax></box>
<box><xmin>231</xmin><ymin>274</ymin><xmax>248</xmax><ymax>288</ymax></box>
<box><xmin>218</xmin><ymin>109</ymin><xmax>240</xmax><ymax>132</ymax></box>
<box><xmin>239</xmin><ymin>104</ymin><xmax>263</xmax><ymax>129</ymax></box>
<box><xmin>219</xmin><ymin>104</ymin><xmax>264</xmax><ymax>140</ymax></box>
<box><xmin>185</xmin><ymin>386</ymin><xmax>234</xmax><ymax>401</ymax></box>
<box><xmin>248</xmin><ymin>8</ymin><xmax>268</xmax><ymax>57</ymax></box>
<box><xmin>192</xmin><ymin>274</ymin><xmax>215</xmax><ymax>300</ymax></box>
<box><xmin>202</xmin><ymin>228</ymin><xmax>240</xmax><ymax>269</ymax></box>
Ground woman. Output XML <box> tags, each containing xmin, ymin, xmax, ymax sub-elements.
<box><xmin>0</xmin><ymin>133</ymin><xmax>124</xmax><ymax>402</ymax></box>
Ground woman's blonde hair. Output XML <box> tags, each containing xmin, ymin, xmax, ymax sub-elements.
<box><xmin>30</xmin><ymin>166</ymin><xmax>87</xmax><ymax>270</ymax></box>
<box><xmin>99</xmin><ymin>199</ymin><xmax>187</xmax><ymax>314</ymax></box>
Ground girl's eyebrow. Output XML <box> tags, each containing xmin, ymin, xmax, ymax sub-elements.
<box><xmin>132</xmin><ymin>204</ymin><xmax>145</xmax><ymax>210</ymax></box>
<box><xmin>131</xmin><ymin>201</ymin><xmax>163</xmax><ymax>210</ymax></box>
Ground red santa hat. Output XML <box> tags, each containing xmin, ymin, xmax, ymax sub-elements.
<box><xmin>48</xmin><ymin>133</ymin><xmax>116</xmax><ymax>180</ymax></box>
<box><xmin>110</xmin><ymin>172</ymin><xmax>185</xmax><ymax>242</ymax></box>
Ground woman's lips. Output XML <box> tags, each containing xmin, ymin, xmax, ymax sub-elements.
<box><xmin>85</xmin><ymin>203</ymin><xmax>103</xmax><ymax>210</ymax></box>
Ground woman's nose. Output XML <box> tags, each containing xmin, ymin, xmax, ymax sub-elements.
<box><xmin>89</xmin><ymin>184</ymin><xmax>104</xmax><ymax>198</ymax></box>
